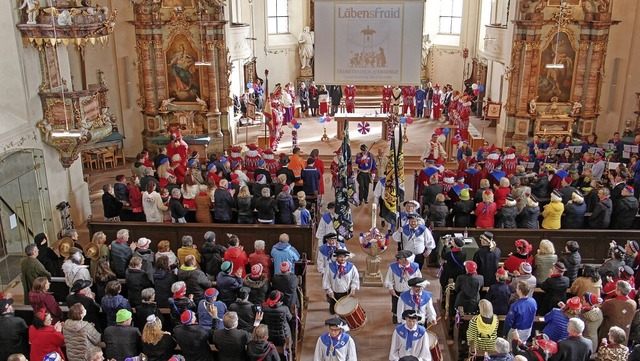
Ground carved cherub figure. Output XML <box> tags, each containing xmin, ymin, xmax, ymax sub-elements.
<box><xmin>159</xmin><ymin>98</ymin><xmax>175</xmax><ymax>112</ymax></box>
<box><xmin>195</xmin><ymin>96</ymin><xmax>207</xmax><ymax>111</ymax></box>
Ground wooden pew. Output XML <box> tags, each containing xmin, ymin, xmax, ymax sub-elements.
<box><xmin>432</xmin><ymin>228</ymin><xmax>640</xmax><ymax>264</ymax></box>
<box><xmin>87</xmin><ymin>221</ymin><xmax>315</xmax><ymax>262</ymax></box>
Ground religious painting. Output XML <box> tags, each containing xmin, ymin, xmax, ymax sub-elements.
<box><xmin>537</xmin><ymin>31</ymin><xmax>576</xmax><ymax>103</ymax></box>
<box><xmin>548</xmin><ymin>0</ymin><xmax>580</xmax><ymax>5</ymax></box>
<box><xmin>165</xmin><ymin>33</ymin><xmax>202</xmax><ymax>103</ymax></box>
<box><xmin>246</xmin><ymin>102</ymin><xmax>256</xmax><ymax>120</ymax></box>
<box><xmin>161</xmin><ymin>0</ymin><xmax>194</xmax><ymax>8</ymax></box>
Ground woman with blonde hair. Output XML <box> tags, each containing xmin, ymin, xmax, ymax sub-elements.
<box><xmin>466</xmin><ymin>299</ymin><xmax>499</xmax><ymax>355</ymax></box>
<box><xmin>237</xmin><ymin>185</ymin><xmax>255</xmax><ymax>224</ymax></box>
<box><xmin>534</xmin><ymin>239</ymin><xmax>557</xmax><ymax>285</ymax></box>
<box><xmin>474</xmin><ymin>189</ymin><xmax>497</xmax><ymax>229</ymax></box>
<box><xmin>141</xmin><ymin>315</ymin><xmax>175</xmax><ymax>361</ymax></box>
<box><xmin>494</xmin><ymin>177</ymin><xmax>511</xmax><ymax>209</ymax></box>
<box><xmin>89</xmin><ymin>231</ymin><xmax>109</xmax><ymax>277</ymax></box>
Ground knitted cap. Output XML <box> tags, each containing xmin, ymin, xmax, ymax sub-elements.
<box><xmin>464</xmin><ymin>261</ymin><xmax>477</xmax><ymax>274</ymax></box>
<box><xmin>221</xmin><ymin>261</ymin><xmax>233</xmax><ymax>274</ymax></box>
<box><xmin>280</xmin><ymin>261</ymin><xmax>291</xmax><ymax>273</ymax></box>
<box><xmin>116</xmin><ymin>309</ymin><xmax>132</xmax><ymax>323</ymax></box>
<box><xmin>180</xmin><ymin>310</ymin><xmax>195</xmax><ymax>325</ymax></box>
<box><xmin>204</xmin><ymin>288</ymin><xmax>218</xmax><ymax>301</ymax></box>
<box><xmin>519</xmin><ymin>262</ymin><xmax>532</xmax><ymax>274</ymax></box>
<box><xmin>251</xmin><ymin>264</ymin><xmax>263</xmax><ymax>277</ymax></box>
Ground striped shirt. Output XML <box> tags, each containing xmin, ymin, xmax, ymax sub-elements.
<box><xmin>466</xmin><ymin>314</ymin><xmax>498</xmax><ymax>352</ymax></box>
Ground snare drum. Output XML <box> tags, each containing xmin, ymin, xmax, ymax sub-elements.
<box><xmin>335</xmin><ymin>295</ymin><xmax>367</xmax><ymax>331</ymax></box>
<box><xmin>428</xmin><ymin>331</ymin><xmax>442</xmax><ymax>361</ymax></box>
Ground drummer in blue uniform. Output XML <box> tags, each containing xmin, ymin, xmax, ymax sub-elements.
<box><xmin>384</xmin><ymin>250</ymin><xmax>422</xmax><ymax>324</ymax></box>
<box><xmin>389</xmin><ymin>310</ymin><xmax>432</xmax><ymax>361</ymax></box>
<box><xmin>396</xmin><ymin>277</ymin><xmax>438</xmax><ymax>327</ymax></box>
<box><xmin>355</xmin><ymin>144</ymin><xmax>377</xmax><ymax>205</ymax></box>
<box><xmin>322</xmin><ymin>249</ymin><xmax>360</xmax><ymax>315</ymax></box>
<box><xmin>314</xmin><ymin>317</ymin><xmax>358</xmax><ymax>361</ymax></box>
<box><xmin>316</xmin><ymin>233</ymin><xmax>348</xmax><ymax>277</ymax></box>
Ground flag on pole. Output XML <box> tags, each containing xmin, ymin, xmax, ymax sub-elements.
<box><xmin>396</xmin><ymin>123</ymin><xmax>406</xmax><ymax>203</ymax></box>
<box><xmin>381</xmin><ymin>129</ymin><xmax>398</xmax><ymax>227</ymax></box>
<box><xmin>333</xmin><ymin>119</ymin><xmax>355</xmax><ymax>240</ymax></box>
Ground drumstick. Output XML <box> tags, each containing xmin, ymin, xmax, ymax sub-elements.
<box><xmin>426</xmin><ymin>317</ymin><xmax>442</xmax><ymax>330</ymax></box>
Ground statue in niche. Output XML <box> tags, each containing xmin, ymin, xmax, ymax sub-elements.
<box><xmin>529</xmin><ymin>96</ymin><xmax>538</xmax><ymax>115</ymax></box>
<box><xmin>19</xmin><ymin>0</ymin><xmax>40</xmax><ymax>24</ymax></box>
<box><xmin>298</xmin><ymin>26</ymin><xmax>315</xmax><ymax>69</ymax></box>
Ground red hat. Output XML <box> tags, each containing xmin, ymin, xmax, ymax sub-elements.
<box><xmin>563</xmin><ymin>177</ymin><xmax>572</xmax><ymax>184</ymax></box>
<box><xmin>280</xmin><ymin>261</ymin><xmax>291</xmax><ymax>273</ymax></box>
<box><xmin>506</xmin><ymin>147</ymin><xmax>516</xmax><ymax>155</ymax></box>
<box><xmin>248</xmin><ymin>143</ymin><xmax>258</xmax><ymax>151</ymax></box>
<box><xmin>251</xmin><ymin>264</ymin><xmax>263</xmax><ymax>277</ymax></box>
<box><xmin>625</xmin><ymin>185</ymin><xmax>635</xmax><ymax>194</ymax></box>
<box><xmin>204</xmin><ymin>288</ymin><xmax>218</xmax><ymax>300</ymax></box>
<box><xmin>180</xmin><ymin>310</ymin><xmax>195</xmax><ymax>325</ymax></box>
<box><xmin>264</xmin><ymin>148</ymin><xmax>274</xmax><ymax>155</ymax></box>
<box><xmin>282</xmin><ymin>185</ymin><xmax>290</xmax><ymax>192</ymax></box>
<box><xmin>566</xmin><ymin>296</ymin><xmax>581</xmax><ymax>310</ymax></box>
<box><xmin>496</xmin><ymin>267</ymin><xmax>508</xmax><ymax>276</ymax></box>
<box><xmin>515</xmin><ymin>239</ymin><xmax>532</xmax><ymax>254</ymax></box>
<box><xmin>230</xmin><ymin>145</ymin><xmax>241</xmax><ymax>153</ymax></box>
<box><xmin>464</xmin><ymin>261</ymin><xmax>478</xmax><ymax>274</ymax></box>
<box><xmin>585</xmin><ymin>292</ymin><xmax>603</xmax><ymax>306</ymax></box>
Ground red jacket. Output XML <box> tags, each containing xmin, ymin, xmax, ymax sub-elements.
<box><xmin>494</xmin><ymin>186</ymin><xmax>511</xmax><ymax>209</ymax></box>
<box><xmin>503</xmin><ymin>254</ymin><xmax>534</xmax><ymax>274</ymax></box>
<box><xmin>249</xmin><ymin>251</ymin><xmax>273</xmax><ymax>280</ymax></box>
<box><xmin>29</xmin><ymin>325</ymin><xmax>65</xmax><ymax>361</ymax></box>
<box><xmin>29</xmin><ymin>291</ymin><xmax>63</xmax><ymax>323</ymax></box>
<box><xmin>474</xmin><ymin>202</ymin><xmax>497</xmax><ymax>229</ymax></box>
<box><xmin>224</xmin><ymin>247</ymin><xmax>249</xmax><ymax>278</ymax></box>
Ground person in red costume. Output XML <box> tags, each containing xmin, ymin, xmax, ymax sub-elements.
<box><xmin>432</xmin><ymin>84</ymin><xmax>443</xmax><ymax>120</ymax></box>
<box><xmin>229</xmin><ymin>145</ymin><xmax>243</xmax><ymax>171</ymax></box>
<box><xmin>167</xmin><ymin>130</ymin><xmax>188</xmax><ymax>167</ymax></box>
<box><xmin>172</xmin><ymin>154</ymin><xmax>186</xmax><ymax>185</ymax></box>
<box><xmin>344</xmin><ymin>85</ymin><xmax>357</xmax><ymax>113</ymax></box>
<box><xmin>330</xmin><ymin>148</ymin><xmax>340</xmax><ymax>189</ymax></box>
<box><xmin>263</xmin><ymin>148</ymin><xmax>281</xmax><ymax>181</ymax></box>
<box><xmin>402</xmin><ymin>85</ymin><xmax>416</xmax><ymax>116</ymax></box>
<box><xmin>503</xmin><ymin>147</ymin><xmax>518</xmax><ymax>178</ymax></box>
<box><xmin>458</xmin><ymin>95</ymin><xmax>471</xmax><ymax>141</ymax></box>
<box><xmin>381</xmin><ymin>85</ymin><xmax>393</xmax><ymax>113</ymax></box>
<box><xmin>244</xmin><ymin>143</ymin><xmax>262</xmax><ymax>180</ymax></box>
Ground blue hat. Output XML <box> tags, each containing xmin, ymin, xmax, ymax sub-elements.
<box><xmin>219</xmin><ymin>156</ymin><xmax>228</xmax><ymax>163</ymax></box>
<box><xmin>206</xmin><ymin>163</ymin><xmax>216</xmax><ymax>172</ymax></box>
<box><xmin>555</xmin><ymin>169</ymin><xmax>568</xmax><ymax>179</ymax></box>
<box><xmin>232</xmin><ymin>161</ymin><xmax>240</xmax><ymax>169</ymax></box>
<box><xmin>187</xmin><ymin>158</ymin><xmax>196</xmax><ymax>166</ymax></box>
<box><xmin>595</xmin><ymin>149</ymin><xmax>604</xmax><ymax>157</ymax></box>
<box><xmin>159</xmin><ymin>157</ymin><xmax>169</xmax><ymax>165</ymax></box>
<box><xmin>258</xmin><ymin>159</ymin><xmax>265</xmax><ymax>166</ymax></box>
<box><xmin>424</xmin><ymin>167</ymin><xmax>438</xmax><ymax>177</ymax></box>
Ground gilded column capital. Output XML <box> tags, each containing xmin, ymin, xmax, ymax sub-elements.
<box><xmin>513</xmin><ymin>40</ymin><xmax>525</xmax><ymax>51</ymax></box>
<box><xmin>592</xmin><ymin>41</ymin><xmax>606</xmax><ymax>52</ymax></box>
<box><xmin>579</xmin><ymin>41</ymin><xmax>590</xmax><ymax>51</ymax></box>
<box><xmin>524</xmin><ymin>41</ymin><xmax>539</xmax><ymax>51</ymax></box>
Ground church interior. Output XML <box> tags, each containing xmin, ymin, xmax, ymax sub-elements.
<box><xmin>2</xmin><ymin>0</ymin><xmax>640</xmax><ymax>360</ymax></box>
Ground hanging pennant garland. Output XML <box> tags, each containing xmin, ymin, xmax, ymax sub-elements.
<box><xmin>357</xmin><ymin>121</ymin><xmax>371</xmax><ymax>135</ymax></box>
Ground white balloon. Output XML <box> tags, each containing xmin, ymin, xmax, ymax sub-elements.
<box><xmin>472</xmin><ymin>83</ymin><xmax>478</xmax><ymax>90</ymax></box>
<box><xmin>438</xmin><ymin>134</ymin><xmax>446</xmax><ymax>143</ymax></box>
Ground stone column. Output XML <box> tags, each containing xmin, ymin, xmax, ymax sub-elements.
<box><xmin>506</xmin><ymin>40</ymin><xmax>524</xmax><ymax>115</ymax></box>
<box><xmin>207</xmin><ymin>40</ymin><xmax>219</xmax><ymax>114</ymax></box>
<box><xmin>137</xmin><ymin>36</ymin><xmax>156</xmax><ymax>115</ymax></box>
<box><xmin>582</xmin><ymin>41</ymin><xmax>606</xmax><ymax>119</ymax></box>
<box><xmin>517</xmin><ymin>41</ymin><xmax>538</xmax><ymax>116</ymax></box>
<box><xmin>152</xmin><ymin>34</ymin><xmax>167</xmax><ymax>101</ymax></box>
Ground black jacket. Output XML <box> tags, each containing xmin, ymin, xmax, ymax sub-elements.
<box><xmin>103</xmin><ymin>193</ymin><xmax>123</xmax><ymax>218</ymax></box>
<box><xmin>452</xmin><ymin>199</ymin><xmax>474</xmax><ymax>227</ymax></box>
<box><xmin>261</xmin><ymin>303</ymin><xmax>292</xmax><ymax>347</ymax></box>
<box><xmin>228</xmin><ymin>300</ymin><xmax>257</xmax><ymax>333</ymax></box>
<box><xmin>422</xmin><ymin>184</ymin><xmax>444</xmax><ymax>207</ymax></box>
<box><xmin>497</xmin><ymin>204</ymin><xmax>518</xmax><ymax>228</ymax></box>
<box><xmin>200</xmin><ymin>242</ymin><xmax>227</xmax><ymax>277</ymax></box>
<box><xmin>589</xmin><ymin>197</ymin><xmax>613</xmax><ymax>229</ymax></box>
<box><xmin>256</xmin><ymin>197</ymin><xmax>278</xmax><ymax>222</ymax></box>
<box><xmin>440</xmin><ymin>246</ymin><xmax>467</xmax><ymax>289</ymax></box>
<box><xmin>247</xmin><ymin>340</ymin><xmax>281</xmax><ymax>361</ymax></box>
<box><xmin>473</xmin><ymin>246</ymin><xmax>501</xmax><ymax>287</ymax></box>
<box><xmin>539</xmin><ymin>275</ymin><xmax>570</xmax><ymax>315</ymax></box>
<box><xmin>559</xmin><ymin>186</ymin><xmax>576</xmax><ymax>205</ymax></box>
<box><xmin>143</xmin><ymin>334</ymin><xmax>176</xmax><ymax>361</ymax></box>
<box><xmin>563</xmin><ymin>201</ymin><xmax>586</xmax><ymax>229</ymax></box>
<box><xmin>530</xmin><ymin>177</ymin><xmax>549</xmax><ymax>199</ymax></box>
<box><xmin>454</xmin><ymin>274</ymin><xmax>484</xmax><ymax>314</ymax></box>
<box><xmin>562</xmin><ymin>251</ymin><xmax>581</xmax><ymax>285</ymax></box>
<box><xmin>427</xmin><ymin>202</ymin><xmax>449</xmax><ymax>227</ymax></box>
<box><xmin>0</xmin><ymin>313</ymin><xmax>29</xmax><ymax>361</ymax></box>
<box><xmin>173</xmin><ymin>324</ymin><xmax>214</xmax><ymax>361</ymax></box>
<box><xmin>125</xmin><ymin>268</ymin><xmax>154</xmax><ymax>308</ymax></box>
<box><xmin>134</xmin><ymin>302</ymin><xmax>163</xmax><ymax>333</ymax></box>
<box><xmin>271</xmin><ymin>273</ymin><xmax>299</xmax><ymax>310</ymax></box>
<box><xmin>66</xmin><ymin>293</ymin><xmax>102</xmax><ymax>331</ymax></box>
<box><xmin>212</xmin><ymin>328</ymin><xmax>252</xmax><ymax>361</ymax></box>
<box><xmin>169</xmin><ymin>198</ymin><xmax>188</xmax><ymax>220</ymax></box>
<box><xmin>103</xmin><ymin>325</ymin><xmax>141</xmax><ymax>361</ymax></box>
<box><xmin>214</xmin><ymin>188</ymin><xmax>235</xmax><ymax>222</ymax></box>
<box><xmin>612</xmin><ymin>195</ymin><xmax>639</xmax><ymax>229</ymax></box>
<box><xmin>276</xmin><ymin>193</ymin><xmax>296</xmax><ymax>225</ymax></box>
<box><xmin>177</xmin><ymin>268</ymin><xmax>212</xmax><ymax>304</ymax></box>
<box><xmin>168</xmin><ymin>297</ymin><xmax>197</xmax><ymax>329</ymax></box>
<box><xmin>244</xmin><ymin>275</ymin><xmax>270</xmax><ymax>305</ymax></box>
<box><xmin>153</xmin><ymin>269</ymin><xmax>177</xmax><ymax>308</ymax></box>
<box><xmin>517</xmin><ymin>205</ymin><xmax>540</xmax><ymax>229</ymax></box>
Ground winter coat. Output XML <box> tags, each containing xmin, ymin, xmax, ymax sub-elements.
<box><xmin>216</xmin><ymin>272</ymin><xmax>243</xmax><ymax>307</ymax></box>
<box><xmin>428</xmin><ymin>201</ymin><xmax>449</xmax><ymax>227</ymax></box>
<box><xmin>66</xmin><ymin>293</ymin><xmax>101</xmax><ymax>330</ymax></box>
<box><xmin>142</xmin><ymin>191</ymin><xmax>168</xmax><ymax>222</ymax></box>
<box><xmin>452</xmin><ymin>199</ymin><xmax>475</xmax><ymax>227</ymax></box>
<box><xmin>100</xmin><ymin>294</ymin><xmax>132</xmax><ymax>327</ymax></box>
<box><xmin>211</xmin><ymin>328</ymin><xmax>252</xmax><ymax>361</ymax></box>
<box><xmin>29</xmin><ymin>325</ymin><xmax>65</xmax><ymax>361</ymax></box>
<box><xmin>589</xmin><ymin>197</ymin><xmax>613</xmax><ymax>229</ymax></box>
<box><xmin>237</xmin><ymin>196</ymin><xmax>254</xmax><ymax>218</ymax></box>
<box><xmin>517</xmin><ymin>205</ymin><xmax>540</xmax><ymax>229</ymax></box>
<box><xmin>563</xmin><ymin>201</ymin><xmax>586</xmax><ymax>229</ymax></box>
<box><xmin>454</xmin><ymin>274</ymin><xmax>484</xmax><ymax>314</ymax></box>
<box><xmin>62</xmin><ymin>260</ymin><xmax>91</xmax><ymax>288</ymax></box>
<box><xmin>228</xmin><ymin>300</ymin><xmax>257</xmax><ymax>333</ymax></box>
<box><xmin>562</xmin><ymin>251</ymin><xmax>581</xmax><ymax>285</ymax></box>
<box><xmin>497</xmin><ymin>204</ymin><xmax>518</xmax><ymax>228</ymax></box>
<box><xmin>133</xmin><ymin>248</ymin><xmax>155</xmax><ymax>283</ymax></box>
<box><xmin>539</xmin><ymin>275</ymin><xmax>570</xmax><ymax>315</ymax></box>
<box><xmin>473</xmin><ymin>246</ymin><xmax>501</xmax><ymax>287</ymax></box>
<box><xmin>103</xmin><ymin>192</ymin><xmax>123</xmax><ymax>218</ymax></box>
<box><xmin>249</xmin><ymin>251</ymin><xmax>273</xmax><ymax>281</ymax></box>
<box><xmin>103</xmin><ymin>325</ymin><xmax>141</xmax><ymax>361</ymax></box>
<box><xmin>20</xmin><ymin>257</ymin><xmax>51</xmax><ymax>305</ymax></box>
<box><xmin>486</xmin><ymin>282</ymin><xmax>512</xmax><ymax>315</ymax></box>
<box><xmin>271</xmin><ymin>242</ymin><xmax>300</xmax><ymax>275</ymax></box>
<box><xmin>133</xmin><ymin>302</ymin><xmax>163</xmax><ymax>333</ymax></box>
<box><xmin>142</xmin><ymin>334</ymin><xmax>176</xmax><ymax>361</ymax></box>
<box><xmin>534</xmin><ymin>254</ymin><xmax>558</xmax><ymax>285</ymax></box>
<box><xmin>177</xmin><ymin>266</ymin><xmax>212</xmax><ymax>304</ymax></box>
<box><xmin>62</xmin><ymin>319</ymin><xmax>102</xmax><ymax>361</ymax></box>
<box><xmin>542</xmin><ymin>201</ymin><xmax>564</xmax><ymax>229</ymax></box>
<box><xmin>153</xmin><ymin>269</ymin><xmax>177</xmax><ymax>308</ymax></box>
<box><xmin>261</xmin><ymin>302</ymin><xmax>292</xmax><ymax>346</ymax></box>
<box><xmin>224</xmin><ymin>247</ymin><xmax>249</xmax><ymax>278</ymax></box>
<box><xmin>271</xmin><ymin>273</ymin><xmax>300</xmax><ymax>310</ymax></box>
<box><xmin>110</xmin><ymin>241</ymin><xmax>133</xmax><ymax>278</ymax></box>
<box><xmin>247</xmin><ymin>340</ymin><xmax>280</xmax><ymax>361</ymax></box>
<box><xmin>612</xmin><ymin>195</ymin><xmax>639</xmax><ymax>229</ymax></box>
<box><xmin>276</xmin><ymin>192</ymin><xmax>296</xmax><ymax>224</ymax></box>
<box><xmin>168</xmin><ymin>297</ymin><xmax>197</xmax><ymax>329</ymax></box>
<box><xmin>255</xmin><ymin>196</ymin><xmax>278</xmax><ymax>222</ymax></box>
<box><xmin>195</xmin><ymin>192</ymin><xmax>213</xmax><ymax>223</ymax></box>
<box><xmin>0</xmin><ymin>313</ymin><xmax>29</xmax><ymax>361</ymax></box>
<box><xmin>530</xmin><ymin>177</ymin><xmax>549</xmax><ymax>199</ymax></box>
<box><xmin>125</xmin><ymin>268</ymin><xmax>153</xmax><ymax>308</ymax></box>
<box><xmin>244</xmin><ymin>275</ymin><xmax>270</xmax><ymax>305</ymax></box>
<box><xmin>201</xmin><ymin>241</ymin><xmax>227</xmax><ymax>277</ymax></box>
<box><xmin>503</xmin><ymin>253</ymin><xmax>533</xmax><ymax>274</ymax></box>
<box><xmin>29</xmin><ymin>291</ymin><xmax>63</xmax><ymax>323</ymax></box>
<box><xmin>214</xmin><ymin>188</ymin><xmax>234</xmax><ymax>222</ymax></box>
<box><xmin>36</xmin><ymin>245</ymin><xmax>62</xmax><ymax>277</ymax></box>
<box><xmin>474</xmin><ymin>202</ymin><xmax>497</xmax><ymax>229</ymax></box>
<box><xmin>173</xmin><ymin>324</ymin><xmax>214</xmax><ymax>361</ymax></box>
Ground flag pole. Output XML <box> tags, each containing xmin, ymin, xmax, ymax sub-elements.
<box><xmin>394</xmin><ymin>118</ymin><xmax>402</xmax><ymax>229</ymax></box>
<box><xmin>263</xmin><ymin>69</ymin><xmax>269</xmax><ymax>141</ymax></box>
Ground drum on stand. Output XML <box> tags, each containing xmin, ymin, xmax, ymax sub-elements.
<box><xmin>428</xmin><ymin>331</ymin><xmax>442</xmax><ymax>361</ymax></box>
<box><xmin>334</xmin><ymin>295</ymin><xmax>367</xmax><ymax>332</ymax></box>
